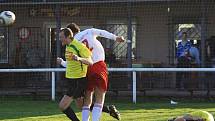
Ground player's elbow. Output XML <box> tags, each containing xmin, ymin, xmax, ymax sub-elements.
<box><xmin>88</xmin><ymin>60</ymin><xmax>93</xmax><ymax>66</ymax></box>
<box><xmin>81</xmin><ymin>58</ymin><xmax>93</xmax><ymax>65</ymax></box>
<box><xmin>87</xmin><ymin>57</ymin><xmax>93</xmax><ymax>65</ymax></box>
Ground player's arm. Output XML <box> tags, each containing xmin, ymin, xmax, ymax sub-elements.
<box><xmin>72</xmin><ymin>43</ymin><xmax>93</xmax><ymax>65</ymax></box>
<box><xmin>90</xmin><ymin>28</ymin><xmax>125</xmax><ymax>42</ymax></box>
<box><xmin>73</xmin><ymin>55</ymin><xmax>93</xmax><ymax>65</ymax></box>
<box><xmin>64</xmin><ymin>51</ymin><xmax>93</xmax><ymax>65</ymax></box>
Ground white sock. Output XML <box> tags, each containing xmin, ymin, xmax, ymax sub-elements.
<box><xmin>92</xmin><ymin>103</ymin><xmax>103</xmax><ymax>121</ymax></box>
<box><xmin>82</xmin><ymin>106</ymin><xmax>90</xmax><ymax>121</ymax></box>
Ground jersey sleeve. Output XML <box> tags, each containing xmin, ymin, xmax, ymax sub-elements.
<box><xmin>90</xmin><ymin>28</ymin><xmax>117</xmax><ymax>40</ymax></box>
<box><xmin>61</xmin><ymin>60</ymin><xmax>67</xmax><ymax>67</ymax></box>
<box><xmin>74</xmin><ymin>30</ymin><xmax>88</xmax><ymax>41</ymax></box>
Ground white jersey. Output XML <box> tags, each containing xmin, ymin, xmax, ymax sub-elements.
<box><xmin>74</xmin><ymin>28</ymin><xmax>117</xmax><ymax>64</ymax></box>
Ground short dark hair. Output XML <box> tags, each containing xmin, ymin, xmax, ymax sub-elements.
<box><xmin>66</xmin><ymin>23</ymin><xmax>80</xmax><ymax>35</ymax></box>
<box><xmin>60</xmin><ymin>28</ymin><xmax>73</xmax><ymax>38</ymax></box>
<box><xmin>182</xmin><ymin>32</ymin><xmax>187</xmax><ymax>35</ymax></box>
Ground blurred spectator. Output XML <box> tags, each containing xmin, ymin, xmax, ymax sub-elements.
<box><xmin>189</xmin><ymin>42</ymin><xmax>200</xmax><ymax>66</ymax></box>
<box><xmin>176</xmin><ymin>32</ymin><xmax>192</xmax><ymax>89</ymax></box>
<box><xmin>132</xmin><ymin>47</ymin><xmax>137</xmax><ymax>59</ymax></box>
<box><xmin>105</xmin><ymin>48</ymin><xmax>116</xmax><ymax>67</ymax></box>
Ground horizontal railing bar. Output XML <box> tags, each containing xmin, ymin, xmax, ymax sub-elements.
<box><xmin>0</xmin><ymin>68</ymin><xmax>215</xmax><ymax>72</ymax></box>
<box><xmin>108</xmin><ymin>68</ymin><xmax>215</xmax><ymax>72</ymax></box>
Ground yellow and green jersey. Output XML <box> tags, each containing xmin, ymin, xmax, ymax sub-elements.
<box><xmin>65</xmin><ymin>39</ymin><xmax>91</xmax><ymax>79</ymax></box>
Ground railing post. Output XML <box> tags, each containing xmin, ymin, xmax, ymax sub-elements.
<box><xmin>51</xmin><ymin>72</ymin><xmax>55</xmax><ymax>101</ymax></box>
<box><xmin>132</xmin><ymin>71</ymin><xmax>137</xmax><ymax>104</ymax></box>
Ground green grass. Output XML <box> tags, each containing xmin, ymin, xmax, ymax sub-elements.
<box><xmin>0</xmin><ymin>98</ymin><xmax>215</xmax><ymax>121</ymax></box>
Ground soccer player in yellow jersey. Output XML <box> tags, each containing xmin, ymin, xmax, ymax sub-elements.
<box><xmin>58</xmin><ymin>28</ymin><xmax>92</xmax><ymax>121</ymax></box>
<box><xmin>58</xmin><ymin>23</ymin><xmax>123</xmax><ymax>121</ymax></box>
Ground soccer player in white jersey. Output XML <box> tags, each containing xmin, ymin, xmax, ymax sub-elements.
<box><xmin>58</xmin><ymin>23</ymin><xmax>124</xmax><ymax>121</ymax></box>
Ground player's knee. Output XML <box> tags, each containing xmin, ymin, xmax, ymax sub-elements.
<box><xmin>84</xmin><ymin>98</ymin><xmax>92</xmax><ymax>106</ymax></box>
<box><xmin>83</xmin><ymin>91</ymin><xmax>93</xmax><ymax>106</ymax></box>
<box><xmin>58</xmin><ymin>102</ymin><xmax>66</xmax><ymax>111</ymax></box>
<box><xmin>95</xmin><ymin>95</ymin><xmax>105</xmax><ymax>104</ymax></box>
<box><xmin>58</xmin><ymin>95</ymin><xmax>73</xmax><ymax>111</ymax></box>
<box><xmin>75</xmin><ymin>98</ymin><xmax>84</xmax><ymax>109</ymax></box>
<box><xmin>94</xmin><ymin>90</ymin><xmax>106</xmax><ymax>104</ymax></box>
<box><xmin>59</xmin><ymin>100</ymin><xmax>69</xmax><ymax>111</ymax></box>
<box><xmin>76</xmin><ymin>102</ymin><xmax>82</xmax><ymax>109</ymax></box>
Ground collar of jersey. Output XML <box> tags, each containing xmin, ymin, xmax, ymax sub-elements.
<box><xmin>68</xmin><ymin>39</ymin><xmax>77</xmax><ymax>46</ymax></box>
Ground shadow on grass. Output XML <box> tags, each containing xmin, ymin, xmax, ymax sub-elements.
<box><xmin>1</xmin><ymin>96</ymin><xmax>215</xmax><ymax>120</ymax></box>
<box><xmin>105</xmin><ymin>98</ymin><xmax>215</xmax><ymax>121</ymax></box>
<box><xmin>105</xmin><ymin>96</ymin><xmax>215</xmax><ymax>110</ymax></box>
<box><xmin>0</xmin><ymin>98</ymin><xmax>80</xmax><ymax>120</ymax></box>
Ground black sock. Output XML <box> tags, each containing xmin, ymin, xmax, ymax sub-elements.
<box><xmin>90</xmin><ymin>103</ymin><xmax>94</xmax><ymax>111</ymax></box>
<box><xmin>63</xmin><ymin>107</ymin><xmax>80</xmax><ymax>121</ymax></box>
<box><xmin>90</xmin><ymin>103</ymin><xmax>110</xmax><ymax>113</ymax></box>
<box><xmin>102</xmin><ymin>105</ymin><xmax>110</xmax><ymax>113</ymax></box>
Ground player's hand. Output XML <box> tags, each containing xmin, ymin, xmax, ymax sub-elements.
<box><xmin>116</xmin><ymin>36</ymin><xmax>125</xmax><ymax>42</ymax></box>
<box><xmin>65</xmin><ymin>51</ymin><xmax>73</xmax><ymax>61</ymax></box>
<box><xmin>72</xmin><ymin>54</ymin><xmax>80</xmax><ymax>61</ymax></box>
<box><xmin>57</xmin><ymin>57</ymin><xmax>63</xmax><ymax>64</ymax></box>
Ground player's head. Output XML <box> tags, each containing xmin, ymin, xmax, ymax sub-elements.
<box><xmin>182</xmin><ymin>32</ymin><xmax>188</xmax><ymax>40</ymax></box>
<box><xmin>59</xmin><ymin>28</ymin><xmax>73</xmax><ymax>46</ymax></box>
<box><xmin>66</xmin><ymin>23</ymin><xmax>80</xmax><ymax>35</ymax></box>
<box><xmin>168</xmin><ymin>110</ymin><xmax>214</xmax><ymax>121</ymax></box>
<box><xmin>173</xmin><ymin>117</ymin><xmax>184</xmax><ymax>121</ymax></box>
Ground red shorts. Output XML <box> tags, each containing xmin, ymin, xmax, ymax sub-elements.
<box><xmin>87</xmin><ymin>61</ymin><xmax>108</xmax><ymax>92</ymax></box>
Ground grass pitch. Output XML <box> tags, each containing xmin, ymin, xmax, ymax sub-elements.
<box><xmin>0</xmin><ymin>98</ymin><xmax>215</xmax><ymax>121</ymax></box>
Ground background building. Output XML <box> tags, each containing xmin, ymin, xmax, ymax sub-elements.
<box><xmin>0</xmin><ymin>0</ymin><xmax>215</xmax><ymax>97</ymax></box>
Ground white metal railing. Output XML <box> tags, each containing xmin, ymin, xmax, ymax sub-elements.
<box><xmin>0</xmin><ymin>68</ymin><xmax>215</xmax><ymax>103</ymax></box>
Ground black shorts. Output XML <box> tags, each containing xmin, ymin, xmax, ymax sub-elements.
<box><xmin>65</xmin><ymin>77</ymin><xmax>87</xmax><ymax>99</ymax></box>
